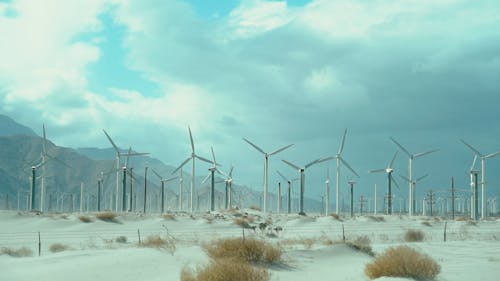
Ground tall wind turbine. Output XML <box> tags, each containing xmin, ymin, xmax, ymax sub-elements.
<box><xmin>390</xmin><ymin>137</ymin><xmax>438</xmax><ymax>216</ymax></box>
<box><xmin>243</xmin><ymin>138</ymin><xmax>293</xmax><ymax>213</ymax></box>
<box><xmin>400</xmin><ymin>173</ymin><xmax>428</xmax><ymax>212</ymax></box>
<box><xmin>171</xmin><ymin>126</ymin><xmax>214</xmax><ymax>213</ymax></box>
<box><xmin>370</xmin><ymin>151</ymin><xmax>399</xmax><ymax>215</ymax></box>
<box><xmin>217</xmin><ymin>165</ymin><xmax>234</xmax><ymax>209</ymax></box>
<box><xmin>276</xmin><ymin>171</ymin><xmax>298</xmax><ymax>214</ymax></box>
<box><xmin>333</xmin><ymin>129</ymin><xmax>359</xmax><ymax>214</ymax></box>
<box><xmin>282</xmin><ymin>157</ymin><xmax>332</xmax><ymax>215</ymax></box>
<box><xmin>103</xmin><ymin>130</ymin><xmax>149</xmax><ymax>212</ymax></box>
<box><xmin>460</xmin><ymin>139</ymin><xmax>500</xmax><ymax>219</ymax></box>
<box><xmin>200</xmin><ymin>147</ymin><xmax>226</xmax><ymax>212</ymax></box>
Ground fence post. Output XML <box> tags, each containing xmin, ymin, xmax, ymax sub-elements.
<box><xmin>342</xmin><ymin>224</ymin><xmax>345</xmax><ymax>242</ymax></box>
<box><xmin>137</xmin><ymin>229</ymin><xmax>141</xmax><ymax>245</ymax></box>
<box><xmin>444</xmin><ymin>221</ymin><xmax>447</xmax><ymax>242</ymax></box>
<box><xmin>38</xmin><ymin>232</ymin><xmax>41</xmax><ymax>256</ymax></box>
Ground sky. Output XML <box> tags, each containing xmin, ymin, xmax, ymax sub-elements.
<box><xmin>1</xmin><ymin>0</ymin><xmax>500</xmax><ymax>210</ymax></box>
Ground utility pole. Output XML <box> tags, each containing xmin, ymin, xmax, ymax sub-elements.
<box><xmin>426</xmin><ymin>190</ymin><xmax>436</xmax><ymax>216</ymax></box>
<box><xmin>359</xmin><ymin>195</ymin><xmax>367</xmax><ymax>215</ymax></box>
<box><xmin>451</xmin><ymin>177</ymin><xmax>455</xmax><ymax>220</ymax></box>
<box><xmin>129</xmin><ymin>167</ymin><xmax>134</xmax><ymax>212</ymax></box>
<box><xmin>144</xmin><ymin>167</ymin><xmax>148</xmax><ymax>213</ymax></box>
<box><xmin>348</xmin><ymin>180</ymin><xmax>355</xmax><ymax>217</ymax></box>
<box><xmin>122</xmin><ymin>167</ymin><xmax>127</xmax><ymax>212</ymax></box>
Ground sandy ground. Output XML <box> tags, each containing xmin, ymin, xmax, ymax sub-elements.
<box><xmin>0</xmin><ymin>210</ymin><xmax>499</xmax><ymax>281</ymax></box>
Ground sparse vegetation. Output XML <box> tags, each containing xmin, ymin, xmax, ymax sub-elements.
<box><xmin>367</xmin><ymin>216</ymin><xmax>385</xmax><ymax>222</ymax></box>
<box><xmin>329</xmin><ymin>213</ymin><xmax>342</xmax><ymax>221</ymax></box>
<box><xmin>115</xmin><ymin>236</ymin><xmax>127</xmax><ymax>243</ymax></box>
<box><xmin>49</xmin><ymin>243</ymin><xmax>70</xmax><ymax>253</ymax></box>
<box><xmin>404</xmin><ymin>229</ymin><xmax>425</xmax><ymax>242</ymax></box>
<box><xmin>248</xmin><ymin>205</ymin><xmax>261</xmax><ymax>211</ymax></box>
<box><xmin>78</xmin><ymin>215</ymin><xmax>94</xmax><ymax>223</ymax></box>
<box><xmin>204</xmin><ymin>238</ymin><xmax>282</xmax><ymax>265</ymax></box>
<box><xmin>181</xmin><ymin>258</ymin><xmax>270</xmax><ymax>281</ymax></box>
<box><xmin>0</xmin><ymin>246</ymin><xmax>33</xmax><ymax>257</ymax></box>
<box><xmin>140</xmin><ymin>235</ymin><xmax>176</xmax><ymax>253</ymax></box>
<box><xmin>421</xmin><ymin>221</ymin><xmax>432</xmax><ymax>227</ymax></box>
<box><xmin>365</xmin><ymin>245</ymin><xmax>440</xmax><ymax>280</ymax></box>
<box><xmin>163</xmin><ymin>213</ymin><xmax>176</xmax><ymax>220</ymax></box>
<box><xmin>234</xmin><ymin>217</ymin><xmax>252</xmax><ymax>229</ymax></box>
<box><xmin>346</xmin><ymin>235</ymin><xmax>374</xmax><ymax>256</ymax></box>
<box><xmin>95</xmin><ymin>212</ymin><xmax>119</xmax><ymax>223</ymax></box>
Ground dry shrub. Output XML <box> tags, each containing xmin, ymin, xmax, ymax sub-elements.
<box><xmin>163</xmin><ymin>213</ymin><xmax>176</xmax><ymax>220</ymax></box>
<box><xmin>181</xmin><ymin>258</ymin><xmax>269</xmax><ymax>281</ymax></box>
<box><xmin>78</xmin><ymin>215</ymin><xmax>94</xmax><ymax>223</ymax></box>
<box><xmin>115</xmin><ymin>236</ymin><xmax>127</xmax><ymax>243</ymax></box>
<box><xmin>141</xmin><ymin>235</ymin><xmax>176</xmax><ymax>253</ymax></box>
<box><xmin>0</xmin><ymin>247</ymin><xmax>33</xmax><ymax>257</ymax></box>
<box><xmin>404</xmin><ymin>229</ymin><xmax>425</xmax><ymax>242</ymax></box>
<box><xmin>95</xmin><ymin>212</ymin><xmax>119</xmax><ymax>223</ymax></box>
<box><xmin>234</xmin><ymin>217</ymin><xmax>252</xmax><ymax>229</ymax></box>
<box><xmin>365</xmin><ymin>245</ymin><xmax>440</xmax><ymax>280</ymax></box>
<box><xmin>302</xmin><ymin>238</ymin><xmax>316</xmax><ymax>249</ymax></box>
<box><xmin>329</xmin><ymin>213</ymin><xmax>343</xmax><ymax>221</ymax></box>
<box><xmin>49</xmin><ymin>243</ymin><xmax>70</xmax><ymax>253</ymax></box>
<box><xmin>249</xmin><ymin>205</ymin><xmax>261</xmax><ymax>211</ymax></box>
<box><xmin>421</xmin><ymin>221</ymin><xmax>432</xmax><ymax>227</ymax></box>
<box><xmin>367</xmin><ymin>216</ymin><xmax>385</xmax><ymax>222</ymax></box>
<box><xmin>204</xmin><ymin>238</ymin><xmax>282</xmax><ymax>265</ymax></box>
<box><xmin>346</xmin><ymin>235</ymin><xmax>374</xmax><ymax>256</ymax></box>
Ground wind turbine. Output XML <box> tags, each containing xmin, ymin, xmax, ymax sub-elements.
<box><xmin>151</xmin><ymin>168</ymin><xmax>178</xmax><ymax>213</ymax></box>
<box><xmin>243</xmin><ymin>138</ymin><xmax>293</xmax><ymax>213</ymax></box>
<box><xmin>171</xmin><ymin>126</ymin><xmax>214</xmax><ymax>213</ymax></box>
<box><xmin>370</xmin><ymin>151</ymin><xmax>399</xmax><ymax>215</ymax></box>
<box><xmin>217</xmin><ymin>165</ymin><xmax>234</xmax><ymax>209</ymax></box>
<box><xmin>103</xmin><ymin>130</ymin><xmax>149</xmax><ymax>212</ymax></box>
<box><xmin>282</xmin><ymin>157</ymin><xmax>332</xmax><ymax>215</ymax></box>
<box><xmin>200</xmin><ymin>146</ymin><xmax>226</xmax><ymax>212</ymax></box>
<box><xmin>276</xmin><ymin>171</ymin><xmax>298</xmax><ymax>214</ymax></box>
<box><xmin>400</xmin><ymin>173</ymin><xmax>428</xmax><ymax>214</ymax></box>
<box><xmin>390</xmin><ymin>137</ymin><xmax>438</xmax><ymax>216</ymax></box>
<box><xmin>460</xmin><ymin>139</ymin><xmax>500</xmax><ymax>219</ymax></box>
<box><xmin>333</xmin><ymin>129</ymin><xmax>359</xmax><ymax>214</ymax></box>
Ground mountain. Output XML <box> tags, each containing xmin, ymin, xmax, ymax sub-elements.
<box><xmin>0</xmin><ymin>114</ymin><xmax>37</xmax><ymax>137</ymax></box>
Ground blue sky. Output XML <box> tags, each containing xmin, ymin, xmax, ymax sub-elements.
<box><xmin>1</xmin><ymin>0</ymin><xmax>500</xmax><ymax>211</ymax></box>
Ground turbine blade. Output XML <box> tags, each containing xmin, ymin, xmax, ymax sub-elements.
<box><xmin>414</xmin><ymin>149</ymin><xmax>439</xmax><ymax>158</ymax></box>
<box><xmin>276</xmin><ymin>170</ymin><xmax>288</xmax><ymax>182</ymax></box>
<box><xmin>201</xmin><ymin>173</ymin><xmax>211</xmax><ymax>184</ymax></box>
<box><xmin>460</xmin><ymin>139</ymin><xmax>483</xmax><ymax>157</ymax></box>
<box><xmin>188</xmin><ymin>126</ymin><xmax>195</xmax><ymax>153</ymax></box>
<box><xmin>399</xmin><ymin>174</ymin><xmax>411</xmax><ymax>182</ymax></box>
<box><xmin>46</xmin><ymin>154</ymin><xmax>72</xmax><ymax>169</ymax></box>
<box><xmin>390</xmin><ymin>137</ymin><xmax>411</xmax><ymax>157</ymax></box>
<box><xmin>103</xmin><ymin>129</ymin><xmax>121</xmax><ymax>154</ymax></box>
<box><xmin>196</xmin><ymin>154</ymin><xmax>215</xmax><ymax>165</ymax></box>
<box><xmin>42</xmin><ymin>123</ymin><xmax>47</xmax><ymax>155</ymax></box>
<box><xmin>282</xmin><ymin>159</ymin><xmax>301</xmax><ymax>170</ymax></box>
<box><xmin>172</xmin><ymin>157</ymin><xmax>191</xmax><ymax>174</ymax></box>
<box><xmin>391</xmin><ymin>176</ymin><xmax>400</xmax><ymax>190</ymax></box>
<box><xmin>305</xmin><ymin>158</ymin><xmax>324</xmax><ymax>168</ymax></box>
<box><xmin>389</xmin><ymin>151</ymin><xmax>399</xmax><ymax>168</ymax></box>
<box><xmin>216</xmin><ymin>168</ymin><xmax>229</xmax><ymax>179</ymax></box>
<box><xmin>125</xmin><ymin>147</ymin><xmax>132</xmax><ymax>167</ymax></box>
<box><xmin>471</xmin><ymin>155</ymin><xmax>477</xmax><ymax>171</ymax></box>
<box><xmin>242</xmin><ymin>138</ymin><xmax>265</xmax><ymax>155</ymax></box>
<box><xmin>122</xmin><ymin>152</ymin><xmax>149</xmax><ymax>157</ymax></box>
<box><xmin>340</xmin><ymin>157</ymin><xmax>359</xmax><ymax>177</ymax></box>
<box><xmin>229</xmin><ymin>165</ymin><xmax>234</xmax><ymax>178</ymax></box>
<box><xmin>338</xmin><ymin>128</ymin><xmax>347</xmax><ymax>155</ymax></box>
<box><xmin>165</xmin><ymin>176</ymin><xmax>178</xmax><ymax>183</ymax></box>
<box><xmin>269</xmin><ymin>143</ymin><xmax>294</xmax><ymax>156</ymax></box>
<box><xmin>151</xmin><ymin>168</ymin><xmax>162</xmax><ymax>180</ymax></box>
<box><xmin>485</xmin><ymin>151</ymin><xmax>500</xmax><ymax>159</ymax></box>
<box><xmin>369</xmin><ymin>168</ymin><xmax>386</xmax><ymax>173</ymax></box>
<box><xmin>211</xmin><ymin>146</ymin><xmax>217</xmax><ymax>164</ymax></box>
<box><xmin>416</xmin><ymin>174</ymin><xmax>428</xmax><ymax>182</ymax></box>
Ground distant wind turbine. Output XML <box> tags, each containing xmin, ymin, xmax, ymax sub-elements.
<box><xmin>277</xmin><ymin>170</ymin><xmax>299</xmax><ymax>214</ymax></box>
<box><xmin>243</xmin><ymin>138</ymin><xmax>293</xmax><ymax>213</ymax></box>
<box><xmin>370</xmin><ymin>151</ymin><xmax>399</xmax><ymax>215</ymax></box>
<box><xmin>103</xmin><ymin>130</ymin><xmax>149</xmax><ymax>212</ymax></box>
<box><xmin>282</xmin><ymin>157</ymin><xmax>332</xmax><ymax>215</ymax></box>
<box><xmin>151</xmin><ymin>168</ymin><xmax>177</xmax><ymax>213</ymax></box>
<box><xmin>460</xmin><ymin>139</ymin><xmax>500</xmax><ymax>219</ymax></box>
<box><xmin>390</xmin><ymin>137</ymin><xmax>438</xmax><ymax>216</ymax></box>
<box><xmin>171</xmin><ymin>126</ymin><xmax>214</xmax><ymax>213</ymax></box>
<box><xmin>200</xmin><ymin>146</ymin><xmax>226</xmax><ymax>212</ymax></box>
<box><xmin>333</xmin><ymin>129</ymin><xmax>359</xmax><ymax>214</ymax></box>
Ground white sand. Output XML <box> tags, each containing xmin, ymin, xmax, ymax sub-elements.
<box><xmin>0</xmin><ymin>210</ymin><xmax>499</xmax><ymax>281</ymax></box>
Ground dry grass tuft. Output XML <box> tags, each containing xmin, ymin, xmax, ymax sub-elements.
<box><xmin>49</xmin><ymin>243</ymin><xmax>70</xmax><ymax>253</ymax></box>
<box><xmin>181</xmin><ymin>258</ymin><xmax>269</xmax><ymax>281</ymax></box>
<box><xmin>367</xmin><ymin>216</ymin><xmax>385</xmax><ymax>222</ymax></box>
<box><xmin>115</xmin><ymin>236</ymin><xmax>127</xmax><ymax>243</ymax></box>
<box><xmin>0</xmin><ymin>247</ymin><xmax>33</xmax><ymax>257</ymax></box>
<box><xmin>95</xmin><ymin>212</ymin><xmax>119</xmax><ymax>223</ymax></box>
<box><xmin>404</xmin><ymin>229</ymin><xmax>425</xmax><ymax>242</ymax></box>
<box><xmin>233</xmin><ymin>217</ymin><xmax>253</xmax><ymax>229</ymax></box>
<box><xmin>78</xmin><ymin>215</ymin><xmax>94</xmax><ymax>223</ymax></box>
<box><xmin>365</xmin><ymin>245</ymin><xmax>440</xmax><ymax>280</ymax></box>
<box><xmin>248</xmin><ymin>205</ymin><xmax>261</xmax><ymax>211</ymax></box>
<box><xmin>329</xmin><ymin>213</ymin><xmax>343</xmax><ymax>221</ymax></box>
<box><xmin>204</xmin><ymin>238</ymin><xmax>282</xmax><ymax>265</ymax></box>
<box><xmin>421</xmin><ymin>221</ymin><xmax>432</xmax><ymax>227</ymax></box>
<box><xmin>163</xmin><ymin>213</ymin><xmax>176</xmax><ymax>220</ymax></box>
<box><xmin>346</xmin><ymin>235</ymin><xmax>374</xmax><ymax>256</ymax></box>
<box><xmin>140</xmin><ymin>235</ymin><xmax>176</xmax><ymax>253</ymax></box>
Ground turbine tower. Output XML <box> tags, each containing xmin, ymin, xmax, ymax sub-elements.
<box><xmin>460</xmin><ymin>139</ymin><xmax>500</xmax><ymax>219</ymax></box>
<box><xmin>277</xmin><ymin>171</ymin><xmax>298</xmax><ymax>214</ymax></box>
<box><xmin>282</xmin><ymin>157</ymin><xmax>332</xmax><ymax>215</ymax></box>
<box><xmin>334</xmin><ymin>129</ymin><xmax>359</xmax><ymax>214</ymax></box>
<box><xmin>103</xmin><ymin>130</ymin><xmax>149</xmax><ymax>212</ymax></box>
<box><xmin>243</xmin><ymin>138</ymin><xmax>293</xmax><ymax>213</ymax></box>
<box><xmin>200</xmin><ymin>147</ymin><xmax>225</xmax><ymax>212</ymax></box>
<box><xmin>390</xmin><ymin>137</ymin><xmax>438</xmax><ymax>216</ymax></box>
<box><xmin>370</xmin><ymin>151</ymin><xmax>399</xmax><ymax>215</ymax></box>
<box><xmin>400</xmin><ymin>173</ymin><xmax>428</xmax><ymax>213</ymax></box>
<box><xmin>172</xmin><ymin>126</ymin><xmax>214</xmax><ymax>213</ymax></box>
<box><xmin>151</xmin><ymin>168</ymin><xmax>177</xmax><ymax>213</ymax></box>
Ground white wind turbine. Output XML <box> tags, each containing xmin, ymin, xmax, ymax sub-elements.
<box><xmin>400</xmin><ymin>173</ymin><xmax>428</xmax><ymax>212</ymax></box>
<box><xmin>370</xmin><ymin>151</ymin><xmax>399</xmax><ymax>215</ymax></box>
<box><xmin>103</xmin><ymin>130</ymin><xmax>149</xmax><ymax>212</ymax></box>
<box><xmin>243</xmin><ymin>138</ymin><xmax>293</xmax><ymax>213</ymax></box>
<box><xmin>200</xmin><ymin>147</ymin><xmax>226</xmax><ymax>212</ymax></box>
<box><xmin>151</xmin><ymin>168</ymin><xmax>178</xmax><ymax>213</ymax></box>
<box><xmin>390</xmin><ymin>137</ymin><xmax>438</xmax><ymax>216</ymax></box>
<box><xmin>460</xmin><ymin>139</ymin><xmax>500</xmax><ymax>219</ymax></box>
<box><xmin>276</xmin><ymin>170</ymin><xmax>299</xmax><ymax>214</ymax></box>
<box><xmin>171</xmin><ymin>126</ymin><xmax>214</xmax><ymax>213</ymax></box>
<box><xmin>282</xmin><ymin>157</ymin><xmax>332</xmax><ymax>215</ymax></box>
<box><xmin>333</xmin><ymin>129</ymin><xmax>359</xmax><ymax>214</ymax></box>
<box><xmin>216</xmin><ymin>165</ymin><xmax>234</xmax><ymax>209</ymax></box>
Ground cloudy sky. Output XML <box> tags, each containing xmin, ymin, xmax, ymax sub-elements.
<box><xmin>1</xmin><ymin>0</ymin><xmax>500</xmax><ymax>208</ymax></box>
